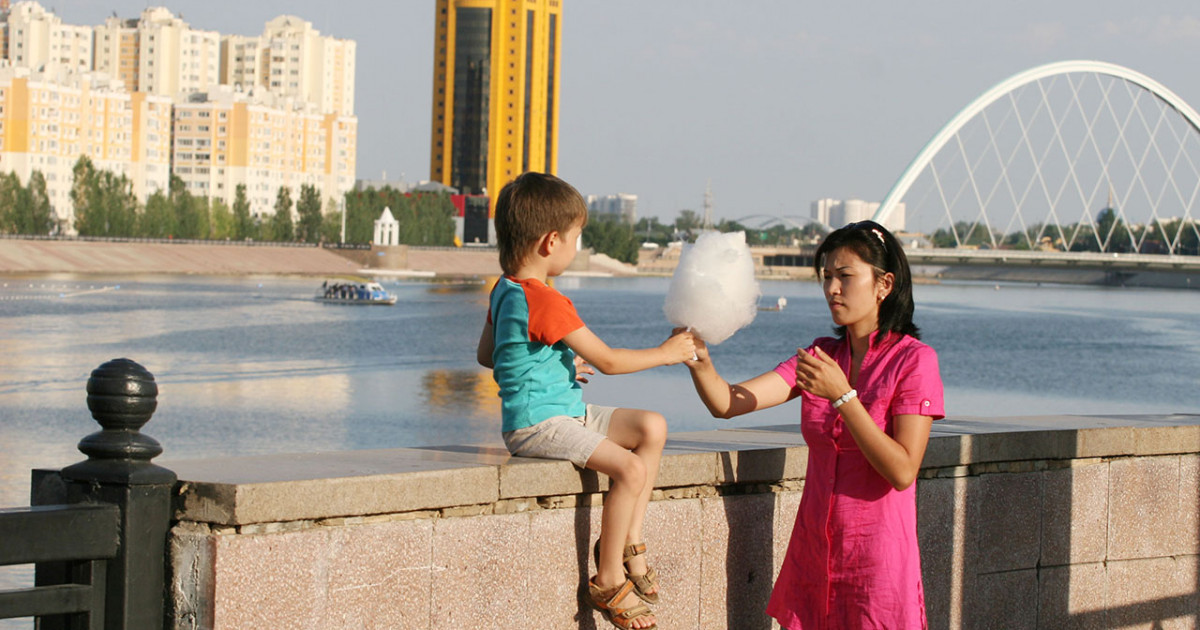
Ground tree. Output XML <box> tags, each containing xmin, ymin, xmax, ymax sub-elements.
<box><xmin>320</xmin><ymin>197</ymin><xmax>343</xmax><ymax>243</ymax></box>
<box><xmin>167</xmin><ymin>175</ymin><xmax>209</xmax><ymax>239</ymax></box>
<box><xmin>344</xmin><ymin>188</ymin><xmax>381</xmax><ymax>244</ymax></box>
<box><xmin>210</xmin><ymin>198</ymin><xmax>233</xmax><ymax>240</ymax></box>
<box><xmin>177</xmin><ymin>196</ymin><xmax>210</xmax><ymax>239</ymax></box>
<box><xmin>25</xmin><ymin>171</ymin><xmax>52</xmax><ymax>235</ymax></box>
<box><xmin>70</xmin><ymin>156</ymin><xmax>103</xmax><ymax>235</ymax></box>
<box><xmin>232</xmin><ymin>184</ymin><xmax>254</xmax><ymax>240</ymax></box>
<box><xmin>0</xmin><ymin>172</ymin><xmax>22</xmax><ymax>233</ymax></box>
<box><xmin>930</xmin><ymin>221</ymin><xmax>997</xmax><ymax>248</ymax></box>
<box><xmin>1095</xmin><ymin>207</ymin><xmax>1133</xmax><ymax>253</ymax></box>
<box><xmin>296</xmin><ymin>184</ymin><xmax>323</xmax><ymax>242</ymax></box>
<box><xmin>269</xmin><ymin>186</ymin><xmax>294</xmax><ymax>241</ymax></box>
<box><xmin>633</xmin><ymin>216</ymin><xmax>673</xmax><ymax>246</ymax></box>
<box><xmin>583</xmin><ymin>215</ymin><xmax>639</xmax><ymax>264</ymax></box>
<box><xmin>675</xmin><ymin>209</ymin><xmax>702</xmax><ymax>234</ymax></box>
<box><xmin>72</xmin><ymin>161</ymin><xmax>136</xmax><ymax>237</ymax></box>
<box><xmin>99</xmin><ymin>172</ymin><xmax>137</xmax><ymax>236</ymax></box>
<box><xmin>140</xmin><ymin>190</ymin><xmax>176</xmax><ymax>238</ymax></box>
<box><xmin>400</xmin><ymin>192</ymin><xmax>456</xmax><ymax>246</ymax></box>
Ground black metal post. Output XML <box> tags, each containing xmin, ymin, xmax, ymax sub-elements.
<box><xmin>35</xmin><ymin>359</ymin><xmax>176</xmax><ymax>630</ymax></box>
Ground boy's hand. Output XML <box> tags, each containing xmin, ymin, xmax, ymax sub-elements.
<box><xmin>672</xmin><ymin>328</ymin><xmax>709</xmax><ymax>364</ymax></box>
<box><xmin>661</xmin><ymin>329</ymin><xmax>697</xmax><ymax>365</ymax></box>
<box><xmin>574</xmin><ymin>355</ymin><xmax>595</xmax><ymax>384</ymax></box>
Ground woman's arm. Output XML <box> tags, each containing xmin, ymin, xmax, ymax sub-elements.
<box><xmin>685</xmin><ymin>333</ymin><xmax>795</xmax><ymax>419</ymax></box>
<box><xmin>834</xmin><ymin>401</ymin><xmax>932</xmax><ymax>490</ymax></box>
<box><xmin>795</xmin><ymin>346</ymin><xmax>932</xmax><ymax>490</ymax></box>
<box><xmin>561</xmin><ymin>325</ymin><xmax>695</xmax><ymax>375</ymax></box>
<box><xmin>476</xmin><ymin>320</ymin><xmax>494</xmax><ymax>368</ymax></box>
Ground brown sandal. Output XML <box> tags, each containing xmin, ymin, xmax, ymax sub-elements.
<box><xmin>623</xmin><ymin>543</ymin><xmax>660</xmax><ymax>604</ymax></box>
<box><xmin>586</xmin><ymin>577</ymin><xmax>657</xmax><ymax>630</ymax></box>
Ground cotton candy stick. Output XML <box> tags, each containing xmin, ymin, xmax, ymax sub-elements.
<box><xmin>663</xmin><ymin>231</ymin><xmax>760</xmax><ymax>345</ymax></box>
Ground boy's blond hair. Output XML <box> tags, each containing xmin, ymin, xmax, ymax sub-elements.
<box><xmin>493</xmin><ymin>172</ymin><xmax>589</xmax><ymax>275</ymax></box>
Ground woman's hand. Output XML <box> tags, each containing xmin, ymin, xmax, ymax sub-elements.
<box><xmin>795</xmin><ymin>346</ymin><xmax>851</xmax><ymax>401</ymax></box>
<box><xmin>574</xmin><ymin>355</ymin><xmax>595</xmax><ymax>384</ymax></box>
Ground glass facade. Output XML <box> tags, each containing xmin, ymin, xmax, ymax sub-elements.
<box><xmin>522</xmin><ymin>9</ymin><xmax>534</xmax><ymax>173</ymax></box>
<box><xmin>451</xmin><ymin>7</ymin><xmax>491</xmax><ymax>194</ymax></box>
<box><xmin>544</xmin><ymin>14</ymin><xmax>556</xmax><ymax>171</ymax></box>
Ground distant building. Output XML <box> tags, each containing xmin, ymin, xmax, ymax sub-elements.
<box><xmin>429</xmin><ymin>0</ymin><xmax>563</xmax><ymax>209</ymax></box>
<box><xmin>0</xmin><ymin>67</ymin><xmax>172</xmax><ymax>230</ymax></box>
<box><xmin>3</xmin><ymin>1</ymin><xmax>92</xmax><ymax>74</ymax></box>
<box><xmin>172</xmin><ymin>87</ymin><xmax>357</xmax><ymax>218</ymax></box>
<box><xmin>587</xmin><ymin>193</ymin><xmax>637</xmax><ymax>224</ymax></box>
<box><xmin>221</xmin><ymin>15</ymin><xmax>356</xmax><ymax>116</ymax></box>
<box><xmin>93</xmin><ymin>7</ymin><xmax>221</xmax><ymax>97</ymax></box>
<box><xmin>811</xmin><ymin>198</ymin><xmax>906</xmax><ymax>232</ymax></box>
<box><xmin>0</xmin><ymin>2</ymin><xmax>359</xmax><ymax>228</ymax></box>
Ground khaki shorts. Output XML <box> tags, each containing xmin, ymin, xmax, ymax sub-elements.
<box><xmin>503</xmin><ymin>404</ymin><xmax>617</xmax><ymax>468</ymax></box>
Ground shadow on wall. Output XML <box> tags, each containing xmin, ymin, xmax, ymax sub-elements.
<box><xmin>920</xmin><ymin>429</ymin><xmax>1199</xmax><ymax>629</ymax></box>
<box><xmin>720</xmin><ymin>449</ymin><xmax>788</xmax><ymax>629</ymax></box>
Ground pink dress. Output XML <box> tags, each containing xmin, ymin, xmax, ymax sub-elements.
<box><xmin>766</xmin><ymin>332</ymin><xmax>944</xmax><ymax>629</ymax></box>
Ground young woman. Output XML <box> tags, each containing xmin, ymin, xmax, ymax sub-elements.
<box><xmin>684</xmin><ymin>220</ymin><xmax>944</xmax><ymax>628</ymax></box>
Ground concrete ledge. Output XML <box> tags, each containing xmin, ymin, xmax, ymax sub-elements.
<box><xmin>167</xmin><ymin>414</ymin><xmax>1200</xmax><ymax>526</ymax></box>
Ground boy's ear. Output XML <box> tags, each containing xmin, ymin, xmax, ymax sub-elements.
<box><xmin>537</xmin><ymin>230</ymin><xmax>558</xmax><ymax>256</ymax></box>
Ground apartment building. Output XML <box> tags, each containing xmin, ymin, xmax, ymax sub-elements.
<box><xmin>221</xmin><ymin>15</ymin><xmax>356</xmax><ymax>116</ymax></box>
<box><xmin>3</xmin><ymin>1</ymin><xmax>92</xmax><ymax>74</ymax></box>
<box><xmin>172</xmin><ymin>87</ymin><xmax>357</xmax><ymax>218</ymax></box>
<box><xmin>93</xmin><ymin>7</ymin><xmax>220</xmax><ymax>98</ymax></box>
<box><xmin>0</xmin><ymin>66</ymin><xmax>171</xmax><ymax>228</ymax></box>
<box><xmin>811</xmin><ymin>197</ymin><xmax>907</xmax><ymax>232</ymax></box>
<box><xmin>0</xmin><ymin>2</ymin><xmax>359</xmax><ymax>227</ymax></box>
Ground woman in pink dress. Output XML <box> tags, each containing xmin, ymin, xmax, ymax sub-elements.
<box><xmin>684</xmin><ymin>220</ymin><xmax>944</xmax><ymax>629</ymax></box>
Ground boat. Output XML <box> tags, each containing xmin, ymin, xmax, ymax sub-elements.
<box><xmin>316</xmin><ymin>280</ymin><xmax>397</xmax><ymax>305</ymax></box>
<box><xmin>759</xmin><ymin>296</ymin><xmax>787</xmax><ymax>311</ymax></box>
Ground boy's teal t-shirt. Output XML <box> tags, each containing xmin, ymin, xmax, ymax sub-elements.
<box><xmin>488</xmin><ymin>276</ymin><xmax>587</xmax><ymax>432</ymax></box>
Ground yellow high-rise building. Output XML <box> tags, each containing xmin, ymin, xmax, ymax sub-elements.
<box><xmin>429</xmin><ymin>0</ymin><xmax>562</xmax><ymax>218</ymax></box>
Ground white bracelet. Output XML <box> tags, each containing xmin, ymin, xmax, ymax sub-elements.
<box><xmin>832</xmin><ymin>389</ymin><xmax>857</xmax><ymax>409</ymax></box>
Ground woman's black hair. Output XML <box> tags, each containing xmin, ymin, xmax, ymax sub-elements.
<box><xmin>813</xmin><ymin>220</ymin><xmax>920</xmax><ymax>342</ymax></box>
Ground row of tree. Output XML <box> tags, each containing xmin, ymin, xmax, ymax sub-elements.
<box><xmin>0</xmin><ymin>156</ymin><xmax>458</xmax><ymax>247</ymax></box>
<box><xmin>593</xmin><ymin>206</ymin><xmax>1200</xmax><ymax>262</ymax></box>
<box><xmin>930</xmin><ymin>208</ymin><xmax>1200</xmax><ymax>255</ymax></box>
<box><xmin>12</xmin><ymin>157</ymin><xmax>1199</xmax><ymax>258</ymax></box>
<box><xmin>585</xmin><ymin>211</ymin><xmax>826</xmax><ymax>264</ymax></box>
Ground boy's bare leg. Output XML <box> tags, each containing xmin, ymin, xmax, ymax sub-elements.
<box><xmin>604</xmin><ymin>408</ymin><xmax>666</xmax><ymax>598</ymax></box>
<box><xmin>585</xmin><ymin>439</ymin><xmax>656</xmax><ymax>629</ymax></box>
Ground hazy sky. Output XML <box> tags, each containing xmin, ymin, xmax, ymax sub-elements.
<box><xmin>68</xmin><ymin>1</ymin><xmax>1200</xmax><ymax>222</ymax></box>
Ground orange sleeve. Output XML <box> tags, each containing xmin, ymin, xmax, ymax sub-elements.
<box><xmin>524</xmin><ymin>282</ymin><xmax>585</xmax><ymax>345</ymax></box>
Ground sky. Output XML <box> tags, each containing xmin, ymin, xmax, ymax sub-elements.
<box><xmin>67</xmin><ymin>0</ymin><xmax>1200</xmax><ymax>223</ymax></box>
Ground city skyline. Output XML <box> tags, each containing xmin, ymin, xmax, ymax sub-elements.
<box><xmin>67</xmin><ymin>1</ymin><xmax>1200</xmax><ymax>225</ymax></box>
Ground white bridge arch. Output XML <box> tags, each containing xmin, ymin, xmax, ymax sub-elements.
<box><xmin>875</xmin><ymin>60</ymin><xmax>1200</xmax><ymax>254</ymax></box>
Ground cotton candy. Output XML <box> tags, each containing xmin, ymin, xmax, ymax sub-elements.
<box><xmin>663</xmin><ymin>231</ymin><xmax>760</xmax><ymax>344</ymax></box>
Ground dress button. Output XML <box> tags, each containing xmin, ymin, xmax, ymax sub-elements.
<box><xmin>922</xmin><ymin>400</ymin><xmax>930</xmax><ymax>407</ymax></box>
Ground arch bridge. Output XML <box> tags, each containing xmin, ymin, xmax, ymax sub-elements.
<box><xmin>873</xmin><ymin>60</ymin><xmax>1200</xmax><ymax>258</ymax></box>
<box><xmin>732</xmin><ymin>215</ymin><xmax>833</xmax><ymax>233</ymax></box>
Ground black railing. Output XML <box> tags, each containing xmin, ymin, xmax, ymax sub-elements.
<box><xmin>0</xmin><ymin>359</ymin><xmax>175</xmax><ymax>630</ymax></box>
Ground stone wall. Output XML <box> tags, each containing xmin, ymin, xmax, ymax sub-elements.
<box><xmin>165</xmin><ymin>415</ymin><xmax>1200</xmax><ymax>629</ymax></box>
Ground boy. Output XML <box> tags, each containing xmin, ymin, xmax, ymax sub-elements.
<box><xmin>477</xmin><ymin>172</ymin><xmax>694</xmax><ymax>630</ymax></box>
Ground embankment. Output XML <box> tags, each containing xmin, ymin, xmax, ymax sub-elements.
<box><xmin>0</xmin><ymin>239</ymin><xmax>364</xmax><ymax>276</ymax></box>
<box><xmin>0</xmin><ymin>239</ymin><xmax>639</xmax><ymax>278</ymax></box>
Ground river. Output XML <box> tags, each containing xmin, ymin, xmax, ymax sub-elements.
<box><xmin>0</xmin><ymin>273</ymin><xmax>1197</xmax><ymax>511</ymax></box>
